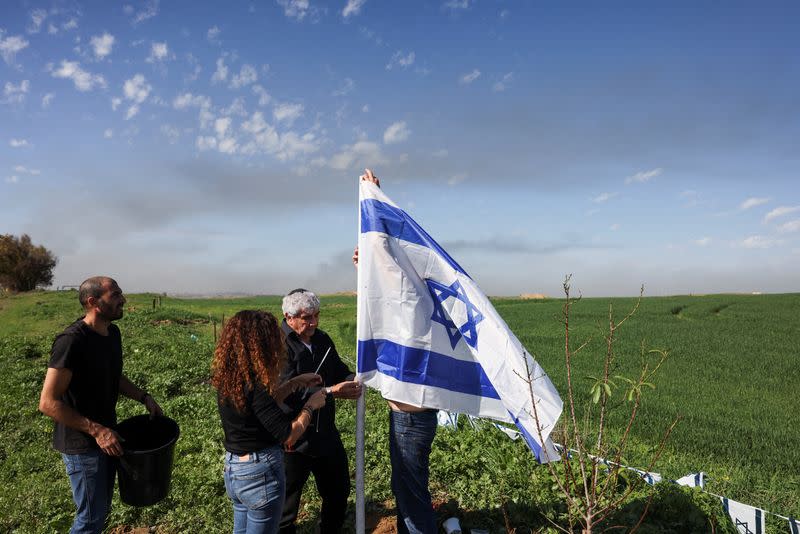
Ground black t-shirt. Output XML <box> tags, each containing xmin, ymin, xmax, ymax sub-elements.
<box><xmin>48</xmin><ymin>319</ymin><xmax>123</xmax><ymax>454</ymax></box>
<box><xmin>217</xmin><ymin>384</ymin><xmax>293</xmax><ymax>455</ymax></box>
<box><xmin>280</xmin><ymin>321</ymin><xmax>352</xmax><ymax>456</ymax></box>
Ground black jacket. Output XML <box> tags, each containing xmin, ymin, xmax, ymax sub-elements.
<box><xmin>280</xmin><ymin>320</ymin><xmax>352</xmax><ymax>456</ymax></box>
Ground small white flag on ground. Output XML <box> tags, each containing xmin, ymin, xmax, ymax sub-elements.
<box><xmin>437</xmin><ymin>410</ymin><xmax>459</xmax><ymax>429</ymax></box>
<box><xmin>721</xmin><ymin>497</ymin><xmax>765</xmax><ymax>534</ymax></box>
<box><xmin>356</xmin><ymin>180</ymin><xmax>563</xmax><ymax>462</ymax></box>
<box><xmin>675</xmin><ymin>472</ymin><xmax>706</xmax><ymax>489</ymax></box>
<box><xmin>629</xmin><ymin>467</ymin><xmax>662</xmax><ymax>485</ymax></box>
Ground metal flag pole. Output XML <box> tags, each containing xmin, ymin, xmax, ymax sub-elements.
<box><xmin>355</xmin><ymin>177</ymin><xmax>366</xmax><ymax>534</ymax></box>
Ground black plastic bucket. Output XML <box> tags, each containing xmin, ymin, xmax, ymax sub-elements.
<box><xmin>115</xmin><ymin>415</ymin><xmax>180</xmax><ymax>506</ymax></box>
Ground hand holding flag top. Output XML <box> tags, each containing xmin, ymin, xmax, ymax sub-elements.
<box><xmin>355</xmin><ymin>169</ymin><xmax>563</xmax><ymax>462</ymax></box>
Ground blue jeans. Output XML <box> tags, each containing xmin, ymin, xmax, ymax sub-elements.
<box><xmin>62</xmin><ymin>450</ymin><xmax>116</xmax><ymax>534</ymax></box>
<box><xmin>389</xmin><ymin>409</ymin><xmax>438</xmax><ymax>534</ymax></box>
<box><xmin>224</xmin><ymin>446</ymin><xmax>286</xmax><ymax>534</ymax></box>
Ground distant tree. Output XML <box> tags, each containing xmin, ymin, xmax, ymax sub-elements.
<box><xmin>0</xmin><ymin>234</ymin><xmax>58</xmax><ymax>292</ymax></box>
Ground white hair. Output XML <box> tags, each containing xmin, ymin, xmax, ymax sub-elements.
<box><xmin>281</xmin><ymin>289</ymin><xmax>320</xmax><ymax>317</ymax></box>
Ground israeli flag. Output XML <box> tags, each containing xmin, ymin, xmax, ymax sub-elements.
<box><xmin>356</xmin><ymin>180</ymin><xmax>563</xmax><ymax>462</ymax></box>
<box><xmin>789</xmin><ymin>517</ymin><xmax>799</xmax><ymax>534</ymax></box>
<box><xmin>437</xmin><ymin>411</ymin><xmax>460</xmax><ymax>429</ymax></box>
<box><xmin>629</xmin><ymin>467</ymin><xmax>662</xmax><ymax>485</ymax></box>
<box><xmin>675</xmin><ymin>472</ymin><xmax>706</xmax><ymax>489</ymax></box>
<box><xmin>721</xmin><ymin>497</ymin><xmax>765</xmax><ymax>534</ymax></box>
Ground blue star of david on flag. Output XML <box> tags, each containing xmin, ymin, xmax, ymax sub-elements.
<box><xmin>425</xmin><ymin>278</ymin><xmax>484</xmax><ymax>349</ymax></box>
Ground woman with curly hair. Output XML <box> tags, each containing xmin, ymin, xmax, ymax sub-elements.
<box><xmin>212</xmin><ymin>309</ymin><xmax>327</xmax><ymax>534</ymax></box>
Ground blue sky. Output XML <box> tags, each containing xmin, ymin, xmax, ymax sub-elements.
<box><xmin>1</xmin><ymin>0</ymin><xmax>798</xmax><ymax>297</ymax></box>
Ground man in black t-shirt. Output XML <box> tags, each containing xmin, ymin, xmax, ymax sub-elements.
<box><xmin>279</xmin><ymin>289</ymin><xmax>363</xmax><ymax>534</ymax></box>
<box><xmin>39</xmin><ymin>276</ymin><xmax>162</xmax><ymax>534</ymax></box>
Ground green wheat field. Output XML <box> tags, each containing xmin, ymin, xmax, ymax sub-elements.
<box><xmin>1</xmin><ymin>289</ymin><xmax>798</xmax><ymax>533</ymax></box>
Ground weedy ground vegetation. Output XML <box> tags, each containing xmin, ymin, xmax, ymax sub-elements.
<box><xmin>0</xmin><ymin>290</ymin><xmax>797</xmax><ymax>533</ymax></box>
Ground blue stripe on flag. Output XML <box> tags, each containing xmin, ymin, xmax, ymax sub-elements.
<box><xmin>360</xmin><ymin>198</ymin><xmax>469</xmax><ymax>277</ymax></box>
<box><xmin>790</xmin><ymin>517</ymin><xmax>799</xmax><ymax>534</ymax></box>
<box><xmin>756</xmin><ymin>509</ymin><xmax>762</xmax><ymax>534</ymax></box>
<box><xmin>510</xmin><ymin>413</ymin><xmax>545</xmax><ymax>462</ymax></box>
<box><xmin>357</xmin><ymin>338</ymin><xmax>500</xmax><ymax>399</ymax></box>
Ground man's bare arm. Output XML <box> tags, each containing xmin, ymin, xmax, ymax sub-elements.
<box><xmin>39</xmin><ymin>367</ymin><xmax>125</xmax><ymax>456</ymax></box>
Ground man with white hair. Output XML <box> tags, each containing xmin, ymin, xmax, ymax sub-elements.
<box><xmin>279</xmin><ymin>288</ymin><xmax>362</xmax><ymax>534</ymax></box>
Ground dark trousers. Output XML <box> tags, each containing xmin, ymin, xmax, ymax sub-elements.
<box><xmin>279</xmin><ymin>434</ymin><xmax>350</xmax><ymax>534</ymax></box>
<box><xmin>389</xmin><ymin>409</ymin><xmax>438</xmax><ymax>534</ymax></box>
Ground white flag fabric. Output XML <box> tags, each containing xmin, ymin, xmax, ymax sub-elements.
<box><xmin>721</xmin><ymin>497</ymin><xmax>765</xmax><ymax>534</ymax></box>
<box><xmin>356</xmin><ymin>180</ymin><xmax>563</xmax><ymax>462</ymax></box>
<box><xmin>675</xmin><ymin>472</ymin><xmax>706</xmax><ymax>489</ymax></box>
<box><xmin>629</xmin><ymin>467</ymin><xmax>662</xmax><ymax>485</ymax></box>
<box><xmin>789</xmin><ymin>517</ymin><xmax>800</xmax><ymax>534</ymax></box>
<box><xmin>437</xmin><ymin>410</ymin><xmax>459</xmax><ymax>429</ymax></box>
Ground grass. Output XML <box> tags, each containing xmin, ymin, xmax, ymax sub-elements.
<box><xmin>1</xmin><ymin>289</ymin><xmax>797</xmax><ymax>533</ymax></box>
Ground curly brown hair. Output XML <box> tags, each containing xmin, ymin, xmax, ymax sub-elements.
<box><xmin>210</xmin><ymin>310</ymin><xmax>286</xmax><ymax>413</ymax></box>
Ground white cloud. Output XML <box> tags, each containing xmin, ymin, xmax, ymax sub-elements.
<box><xmin>447</xmin><ymin>173</ymin><xmax>467</xmax><ymax>186</ymax></box>
<box><xmin>41</xmin><ymin>93</ymin><xmax>54</xmax><ymax>108</ymax></box>
<box><xmin>239</xmin><ymin>112</ymin><xmax>279</xmax><ymax>154</ymax></box>
<box><xmin>0</xmin><ymin>34</ymin><xmax>30</xmax><ymax>64</ymax></box>
<box><xmin>196</xmin><ymin>136</ymin><xmax>217</xmax><ymax>151</ymax></box>
<box><xmin>5</xmin><ymin>175</ymin><xmax>19</xmax><ymax>184</ymax></box>
<box><xmin>343</xmin><ymin>0</ymin><xmax>367</xmax><ymax>18</ymax></box>
<box><xmin>3</xmin><ymin>80</ymin><xmax>29</xmax><ymax>104</ymax></box>
<box><xmin>230</xmin><ymin>64</ymin><xmax>258</xmax><ymax>88</ymax></box>
<box><xmin>328</xmin><ymin>140</ymin><xmax>387</xmax><ymax>171</ymax></box>
<box><xmin>277</xmin><ymin>0</ymin><xmax>312</xmax><ymax>21</ymax></box>
<box><xmin>221</xmin><ymin>97</ymin><xmax>247</xmax><ymax>117</ymax></box>
<box><xmin>386</xmin><ymin>50</ymin><xmax>415</xmax><ymax>70</ymax></box>
<box><xmin>173</xmin><ymin>92</ymin><xmax>211</xmax><ymax>110</ymax></box>
<box><xmin>9</xmin><ymin>138</ymin><xmax>30</xmax><ymax>148</ymax></box>
<box><xmin>161</xmin><ymin>124</ymin><xmax>180</xmax><ymax>144</ymax></box>
<box><xmin>776</xmin><ymin>219</ymin><xmax>800</xmax><ymax>233</ymax></box>
<box><xmin>214</xmin><ymin>117</ymin><xmax>232</xmax><ymax>138</ymax></box>
<box><xmin>332</xmin><ymin>78</ymin><xmax>355</xmax><ymax>97</ymax></box>
<box><xmin>492</xmin><ymin>72</ymin><xmax>514</xmax><ymax>92</ymax></box>
<box><xmin>207</xmin><ymin>26</ymin><xmax>221</xmax><ymax>42</ymax></box>
<box><xmin>740</xmin><ymin>235</ymin><xmax>782</xmax><ymax>249</ymax></box>
<box><xmin>252</xmin><ymin>85</ymin><xmax>271</xmax><ymax>106</ymax></box>
<box><xmin>147</xmin><ymin>42</ymin><xmax>169</xmax><ymax>62</ymax></box>
<box><xmin>28</xmin><ymin>9</ymin><xmax>48</xmax><ymax>33</ymax></box>
<box><xmin>739</xmin><ymin>197</ymin><xmax>769</xmax><ymax>210</ymax></box>
<box><xmin>610</xmin><ymin>223</ymin><xmax>621</xmax><ymax>231</ymax></box>
<box><xmin>218</xmin><ymin>137</ymin><xmax>238</xmax><ymax>154</ymax></box>
<box><xmin>432</xmin><ymin>148</ymin><xmax>448</xmax><ymax>158</ymax></box>
<box><xmin>123</xmin><ymin>74</ymin><xmax>152</xmax><ymax>103</ymax></box>
<box><xmin>63</xmin><ymin>19</ymin><xmax>79</xmax><ymax>31</ymax></box>
<box><xmin>383</xmin><ymin>121</ymin><xmax>410</xmax><ymax>144</ymax></box>
<box><xmin>459</xmin><ymin>69</ymin><xmax>481</xmax><ymax>85</ymax></box>
<box><xmin>125</xmin><ymin>105</ymin><xmax>139</xmax><ymax>120</ymax></box>
<box><xmin>130</xmin><ymin>0</ymin><xmax>159</xmax><ymax>25</ymax></box>
<box><xmin>693</xmin><ymin>237</ymin><xmax>711</xmax><ymax>246</ymax></box>
<box><xmin>625</xmin><ymin>167</ymin><xmax>662</xmax><ymax>184</ymax></box>
<box><xmin>592</xmin><ymin>192</ymin><xmax>617</xmax><ymax>203</ymax></box>
<box><xmin>104</xmin><ymin>128</ymin><xmax>113</xmax><ymax>138</ymax></box>
<box><xmin>444</xmin><ymin>0</ymin><xmax>471</xmax><ymax>9</ymax></box>
<box><xmin>111</xmin><ymin>97</ymin><xmax>122</xmax><ymax>110</ymax></box>
<box><xmin>51</xmin><ymin>60</ymin><xmax>107</xmax><ymax>91</ymax></box>
<box><xmin>764</xmin><ymin>205</ymin><xmax>800</xmax><ymax>223</ymax></box>
<box><xmin>361</xmin><ymin>104</ymin><xmax>369</xmax><ymax>113</ymax></box>
<box><xmin>13</xmin><ymin>165</ymin><xmax>40</xmax><ymax>175</ymax></box>
<box><xmin>211</xmin><ymin>57</ymin><xmax>228</xmax><ymax>83</ymax></box>
<box><xmin>90</xmin><ymin>32</ymin><xmax>115</xmax><ymax>59</ymax></box>
<box><xmin>273</xmin><ymin>102</ymin><xmax>304</xmax><ymax>125</ymax></box>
